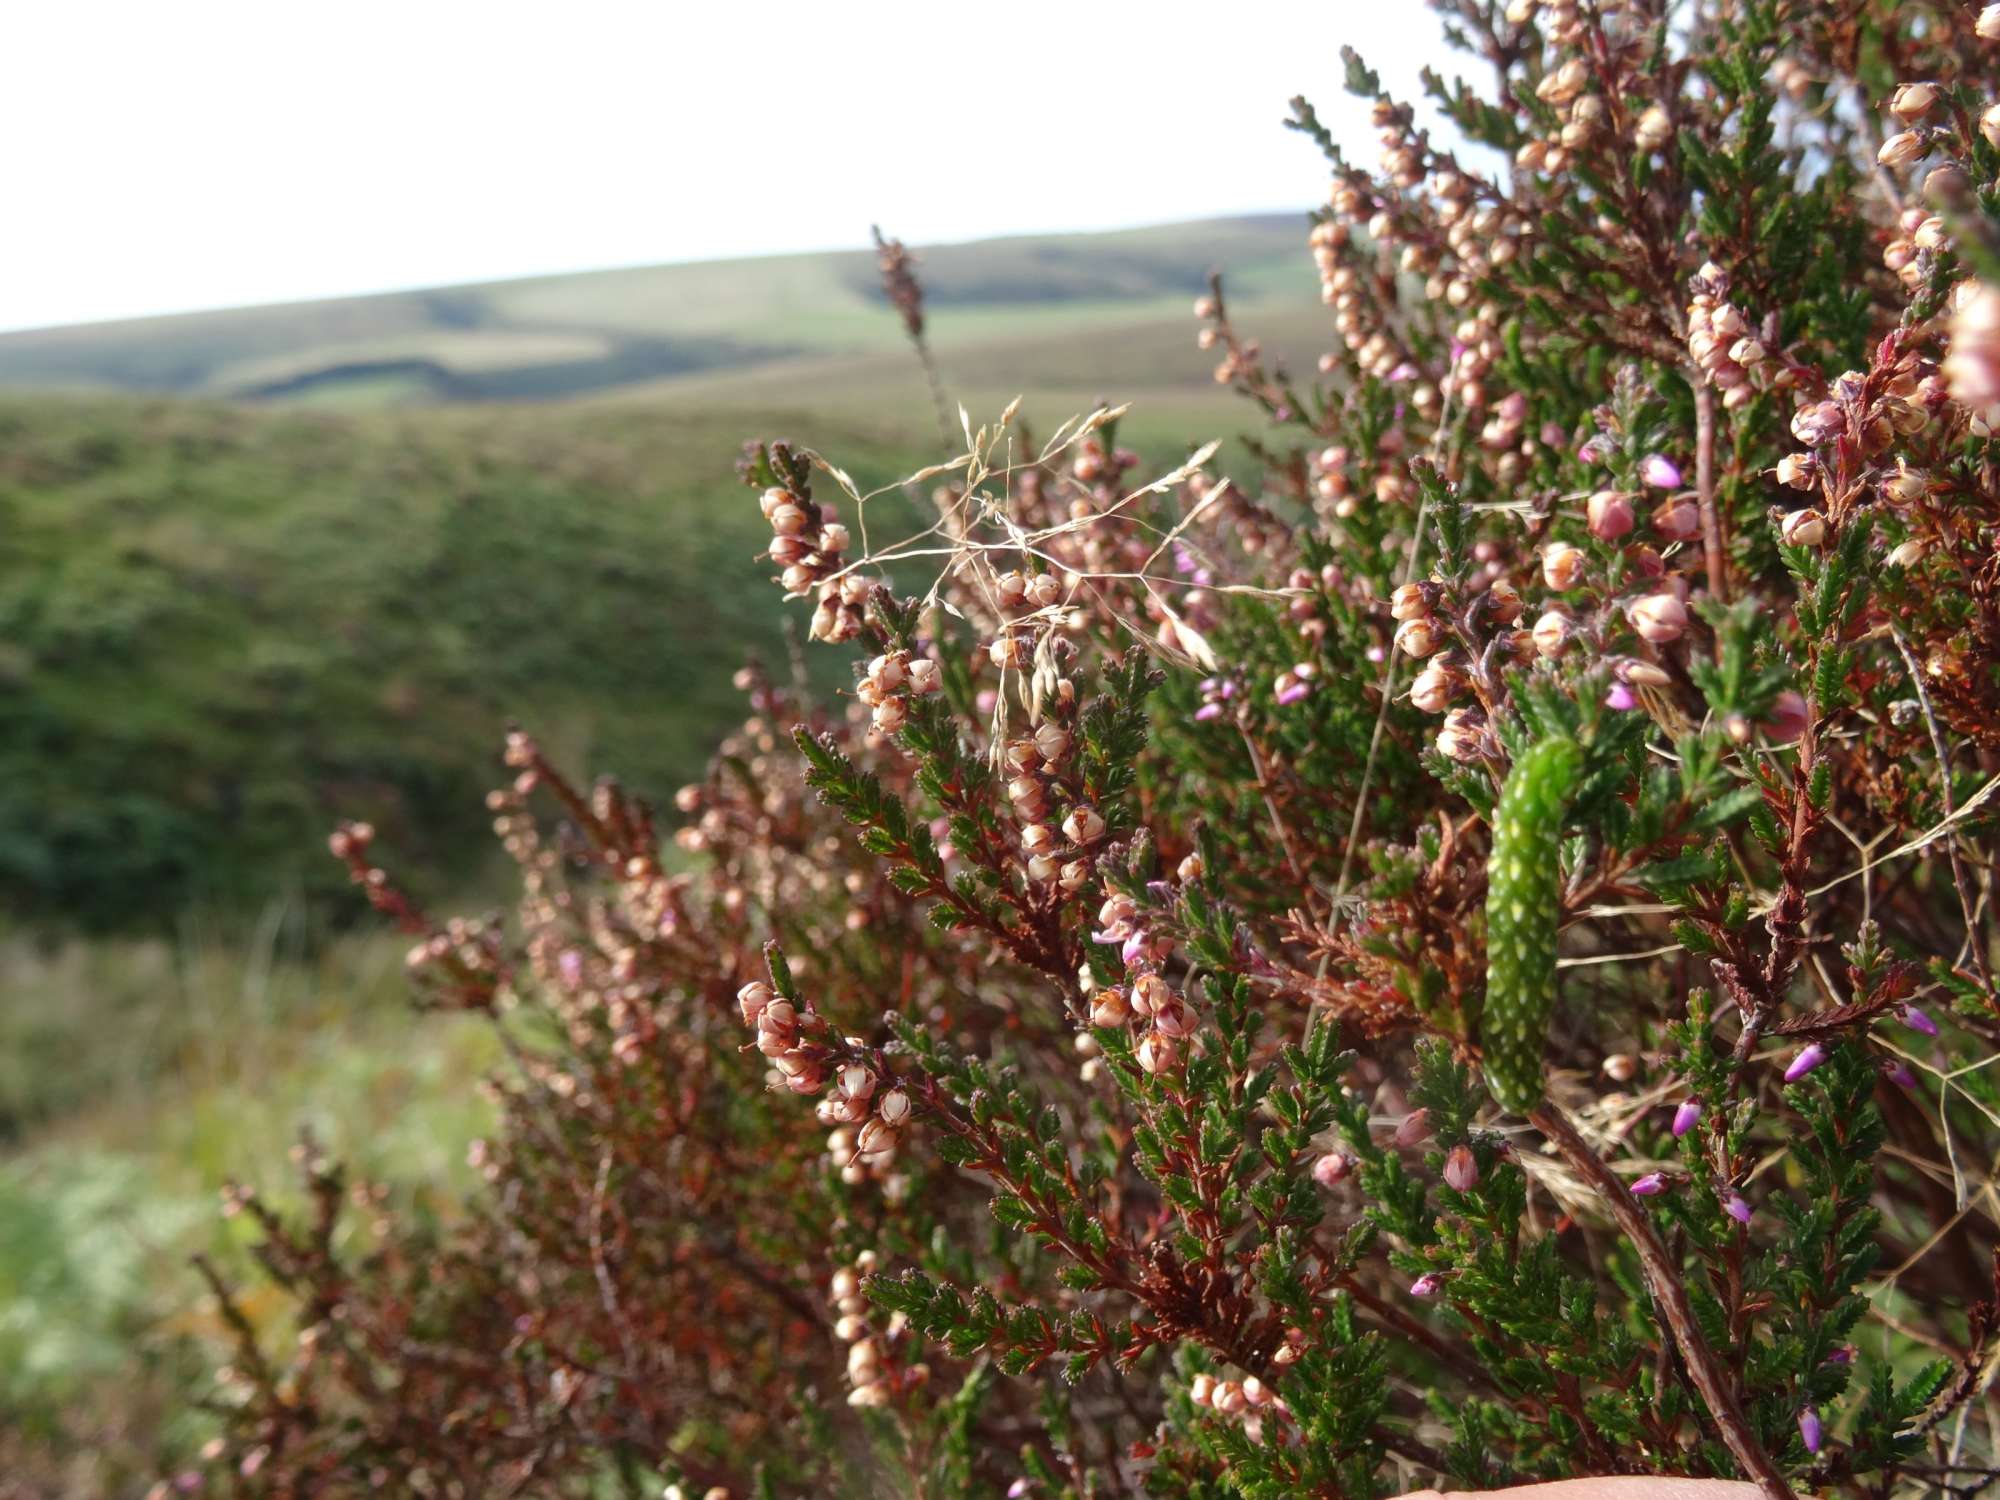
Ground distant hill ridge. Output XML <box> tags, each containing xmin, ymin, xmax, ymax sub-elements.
<box><xmin>0</xmin><ymin>215</ymin><xmax>1308</xmax><ymax>408</ymax></box>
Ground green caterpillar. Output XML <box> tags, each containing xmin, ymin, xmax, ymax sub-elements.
<box><xmin>1482</xmin><ymin>735</ymin><xmax>1583</xmax><ymax>1114</ymax></box>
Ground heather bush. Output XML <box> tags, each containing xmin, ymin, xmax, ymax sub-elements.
<box><xmin>184</xmin><ymin>2</ymin><xmax>2000</xmax><ymax>1495</ymax></box>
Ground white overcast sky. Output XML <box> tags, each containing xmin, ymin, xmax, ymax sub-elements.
<box><xmin>3</xmin><ymin>2</ymin><xmax>1448</xmax><ymax>332</ymax></box>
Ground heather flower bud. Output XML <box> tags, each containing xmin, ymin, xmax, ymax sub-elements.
<box><xmin>1784</xmin><ymin>1042</ymin><xmax>1826</xmax><ymax>1081</ymax></box>
<box><xmin>1877</xmin><ymin>129</ymin><xmax>1925</xmax><ymax>167</ymax></box>
<box><xmin>1532</xmin><ymin>609</ymin><xmax>1573</xmax><ymax>658</ymax></box>
<box><xmin>1131</xmin><ymin>973</ymin><xmax>1173</xmax><ymax>1017</ymax></box>
<box><xmin>877</xmin><ymin>1089</ymin><xmax>911</xmax><ymax>1125</ymax></box>
<box><xmin>907</xmin><ymin>658</ymin><xmax>941</xmax><ymax>695</ymax></box>
<box><xmin>1443</xmin><ymin>1145</ymin><xmax>1479</xmax><ymax>1192</ymax></box>
<box><xmin>1033</xmin><ymin>722</ymin><xmax>1071</xmax><ymax>761</ymax></box>
<box><xmin>1652</xmin><ymin>499</ymin><xmax>1700</xmax><ymax>541</ymax></box>
<box><xmin>1780</xmin><ymin>508</ymin><xmax>1826</xmax><ymax>548</ymax></box>
<box><xmin>1886</xmin><ymin>537</ymin><xmax>1929</xmax><ymax>569</ymax></box>
<box><xmin>737</xmin><ymin>981</ymin><xmax>774</xmax><ymax>1025</ymax></box>
<box><xmin>1136</xmin><ymin>1030</ymin><xmax>1181</xmax><ymax>1074</ymax></box>
<box><xmin>1436</xmin><ymin>707</ymin><xmax>1487</xmax><ymax>762</ymax></box>
<box><xmin>1212</xmin><ymin>1380</ymin><xmax>1247</xmax><ymax>1415</ymax></box>
<box><xmin>1774</xmin><ymin>452</ymin><xmax>1817</xmax><ymax>489</ymax></box>
<box><xmin>1983</xmin><ymin>104</ymin><xmax>2000</xmax><ymax>150</ymax></box>
<box><xmin>759</xmin><ymin>486</ymin><xmax>792</xmax><ymax>518</ymax></box>
<box><xmin>1394</xmin><ymin>616</ymin><xmax>1446</xmax><ymax>658</ymax></box>
<box><xmin>1981</xmin><ymin>4</ymin><xmax>2000</xmax><ymax>40</ymax></box>
<box><xmin>1630</xmin><ymin>1172</ymin><xmax>1669</xmax><ymax>1197</ymax></box>
<box><xmin>1394</xmin><ymin>1108</ymin><xmax>1432</xmax><ymax>1147</ymax></box>
<box><xmin>1090</xmin><ymin>989</ymin><xmax>1131</xmax><ymax>1027</ymax></box>
<box><xmin>1389</xmin><ymin>581</ymin><xmax>1430</xmax><ymax>621</ymax></box>
<box><xmin>1799</xmin><ymin>1407</ymin><xmax>1823</xmax><ymax>1455</ymax></box>
<box><xmin>818</xmin><ymin>522</ymin><xmax>849</xmax><ymax>553</ymax></box>
<box><xmin>1190</xmin><ymin>1373</ymin><xmax>1216</xmax><ymax>1406</ymax></box>
<box><xmin>1889</xmin><ymin>82</ymin><xmax>1940</xmax><ymax>122</ymax></box>
<box><xmin>1640</xmin><ymin>453</ymin><xmax>1683</xmax><ymax>489</ymax></box>
<box><xmin>1062</xmin><ymin>806</ymin><xmax>1106</xmax><ymax>845</ymax></box>
<box><xmin>1410</xmin><ymin>660</ymin><xmax>1460</xmax><ymax>714</ymax></box>
<box><xmin>1586</xmin><ymin>490</ymin><xmax>1634</xmax><ymax>540</ymax></box>
<box><xmin>837</xmin><ymin>1063</ymin><xmax>875</xmax><ymax>1100</ymax></box>
<box><xmin>1722</xmin><ymin>1190</ymin><xmax>1753</xmax><ymax>1224</ymax></box>
<box><xmin>989</xmin><ymin>635</ymin><xmax>1029</xmax><ymax>669</ymax></box>
<box><xmin>1902</xmin><ymin>1004</ymin><xmax>1940</xmax><ymax>1038</ymax></box>
<box><xmin>1671</xmin><ymin>1099</ymin><xmax>1702</xmax><ymax>1137</ymax></box>
<box><xmin>1634</xmin><ymin>103</ymin><xmax>1672</xmax><ymax>151</ymax></box>
<box><xmin>769</xmin><ymin>503</ymin><xmax>808</xmax><ymax>536</ymax></box>
<box><xmin>1628</xmin><ymin>592</ymin><xmax>1687</xmax><ymax>644</ymax></box>
<box><xmin>1408</xmin><ymin>1273</ymin><xmax>1442</xmax><ymax>1298</ymax></box>
<box><xmin>1483</xmin><ymin>579</ymin><xmax>1523</xmax><ymax>624</ymax></box>
<box><xmin>1020</xmin><ymin>823</ymin><xmax>1057</xmax><ymax>856</ymax></box>
<box><xmin>871</xmin><ymin>698</ymin><xmax>907</xmax><ymax>734</ymax></box>
<box><xmin>1542</xmin><ymin>542</ymin><xmax>1587</xmax><ymax>590</ymax></box>
<box><xmin>1312</xmin><ymin>1151</ymin><xmax>1350</xmax><ymax>1187</ymax></box>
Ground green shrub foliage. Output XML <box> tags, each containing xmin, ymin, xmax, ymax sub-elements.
<box><xmin>187</xmin><ymin>3</ymin><xmax>2000</xmax><ymax>1495</ymax></box>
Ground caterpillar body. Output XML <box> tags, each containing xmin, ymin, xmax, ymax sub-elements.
<box><xmin>1481</xmin><ymin>735</ymin><xmax>1583</xmax><ymax>1113</ymax></box>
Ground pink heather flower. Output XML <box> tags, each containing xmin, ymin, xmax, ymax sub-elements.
<box><xmin>1443</xmin><ymin>1144</ymin><xmax>1480</xmax><ymax>1192</ymax></box>
<box><xmin>1722</xmin><ymin>1190</ymin><xmax>1753</xmax><ymax>1224</ymax></box>
<box><xmin>1902</xmin><ymin>1005</ymin><xmax>1939</xmax><ymax>1037</ymax></box>
<box><xmin>1393</xmin><ymin>1108</ymin><xmax>1432</xmax><ymax>1147</ymax></box>
<box><xmin>1784</xmin><ymin>1042</ymin><xmax>1827</xmax><ymax>1082</ymax></box>
<box><xmin>1194</xmin><ymin>702</ymin><xmax>1223</xmax><ymax>722</ymax></box>
<box><xmin>1274</xmin><ymin>671</ymin><xmax>1312</xmax><ymax>706</ymax></box>
<box><xmin>1630</xmin><ymin>1172</ymin><xmax>1669</xmax><ymax>1197</ymax></box>
<box><xmin>1825</xmin><ymin>1345</ymin><xmax>1854</xmax><ymax>1366</ymax></box>
<box><xmin>1799</xmin><ymin>1407</ymin><xmax>1823</xmax><ymax>1454</ymax></box>
<box><xmin>1641</xmin><ymin>454</ymin><xmax>1684</xmax><ymax>489</ymax></box>
<box><xmin>1671</xmin><ymin>1099</ymin><xmax>1702</xmax><ymax>1138</ymax></box>
<box><xmin>1885</xmin><ymin>1062</ymin><xmax>1919</xmax><ymax>1089</ymax></box>
<box><xmin>1409</xmin><ymin>1273</ymin><xmax>1442</xmax><ymax>1298</ymax></box>
<box><xmin>1605</xmin><ymin>681</ymin><xmax>1639</xmax><ymax>711</ymax></box>
<box><xmin>1312</xmin><ymin>1151</ymin><xmax>1351</xmax><ymax>1187</ymax></box>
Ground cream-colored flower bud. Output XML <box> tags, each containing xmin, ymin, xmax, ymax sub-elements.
<box><xmin>1394</xmin><ymin>616</ymin><xmax>1446</xmax><ymax>658</ymax></box>
<box><xmin>1629</xmin><ymin>592</ymin><xmax>1688</xmax><ymax>643</ymax></box>
<box><xmin>1410</xmin><ymin>660</ymin><xmax>1460</xmax><ymax>714</ymax></box>
<box><xmin>1980</xmin><ymin>3</ymin><xmax>2000</xmax><ymax>40</ymax></box>
<box><xmin>1532</xmin><ymin>609</ymin><xmax>1572</xmax><ymax>658</ymax></box>
<box><xmin>1034</xmin><ymin>722</ymin><xmax>1071</xmax><ymax>761</ymax></box>
<box><xmin>1062</xmin><ymin>806</ymin><xmax>1106</xmax><ymax>845</ymax></box>
<box><xmin>1890</xmin><ymin>82</ymin><xmax>1940</xmax><ymax>122</ymax></box>
<box><xmin>1774</xmin><ymin>452</ymin><xmax>1818</xmax><ymax>489</ymax></box>
<box><xmin>1634</xmin><ymin>103</ymin><xmax>1673</xmax><ymax>151</ymax></box>
<box><xmin>1090</xmin><ymin>989</ymin><xmax>1131</xmax><ymax>1027</ymax></box>
<box><xmin>1542</xmin><ymin>542</ymin><xmax>1587</xmax><ymax>591</ymax></box>
<box><xmin>907</xmin><ymin>658</ymin><xmax>941</xmax><ymax>695</ymax></box>
<box><xmin>1877</xmin><ymin>130</ymin><xmax>1926</xmax><ymax>168</ymax></box>
<box><xmin>1780</xmin><ymin>509</ymin><xmax>1827</xmax><ymax>548</ymax></box>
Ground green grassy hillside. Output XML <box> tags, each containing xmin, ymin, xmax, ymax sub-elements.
<box><xmin>0</xmin><ymin>216</ymin><xmax>1311</xmax><ymax>406</ymax></box>
<box><xmin>0</xmin><ymin>216</ymin><xmax>1323</xmax><ymax>931</ymax></box>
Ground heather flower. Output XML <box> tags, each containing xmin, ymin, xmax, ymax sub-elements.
<box><xmin>1799</xmin><ymin>1406</ymin><xmax>1823</xmax><ymax>1454</ymax></box>
<box><xmin>1901</xmin><ymin>1005</ymin><xmax>1939</xmax><ymax>1038</ymax></box>
<box><xmin>1443</xmin><ymin>1144</ymin><xmax>1479</xmax><ymax>1191</ymax></box>
<box><xmin>1604</xmin><ymin>681</ymin><xmax>1638</xmax><ymax>712</ymax></box>
<box><xmin>1629</xmin><ymin>592</ymin><xmax>1688</xmax><ymax>644</ymax></box>
<box><xmin>1312</xmin><ymin>1151</ymin><xmax>1351</xmax><ymax>1187</ymax></box>
<box><xmin>1671</xmin><ymin>1099</ymin><xmax>1702</xmax><ymax>1138</ymax></box>
<box><xmin>1408</xmin><ymin>1273</ymin><xmax>1442</xmax><ymax>1298</ymax></box>
<box><xmin>1587</xmin><ymin>489</ymin><xmax>1634</xmax><ymax>540</ymax></box>
<box><xmin>1630</xmin><ymin>1173</ymin><xmax>1669</xmax><ymax>1197</ymax></box>
<box><xmin>1640</xmin><ymin>454</ymin><xmax>1683</xmax><ymax>489</ymax></box>
<box><xmin>1784</xmin><ymin>1042</ymin><xmax>1827</xmax><ymax>1081</ymax></box>
<box><xmin>1722</xmin><ymin>1190</ymin><xmax>1754</xmax><ymax>1224</ymax></box>
<box><xmin>1393</xmin><ymin>1108</ymin><xmax>1432</xmax><ymax>1147</ymax></box>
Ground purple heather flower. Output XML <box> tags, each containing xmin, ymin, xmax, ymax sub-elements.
<box><xmin>1540</xmin><ymin>421</ymin><xmax>1569</xmax><ymax>450</ymax></box>
<box><xmin>1276</xmin><ymin>681</ymin><xmax>1310</xmax><ymax>706</ymax></box>
<box><xmin>1784</xmin><ymin>1042</ymin><xmax>1827</xmax><ymax>1082</ymax></box>
<box><xmin>1387</xmin><ymin>361</ymin><xmax>1419</xmax><ymax>382</ymax></box>
<box><xmin>1722</xmin><ymin>1190</ymin><xmax>1754</xmax><ymax>1224</ymax></box>
<box><xmin>1902</xmin><ymin>1004</ymin><xmax>1940</xmax><ymax>1037</ymax></box>
<box><xmin>1409</xmin><ymin>1273</ymin><xmax>1442</xmax><ymax>1298</ymax></box>
<box><xmin>1605</xmin><ymin>681</ymin><xmax>1639</xmax><ymax>711</ymax></box>
<box><xmin>1671</xmin><ymin>1099</ymin><xmax>1703</xmax><ymax>1138</ymax></box>
<box><xmin>1366</xmin><ymin>645</ymin><xmax>1386</xmax><ymax>663</ymax></box>
<box><xmin>1799</xmin><ymin>1406</ymin><xmax>1823</xmax><ymax>1454</ymax></box>
<box><xmin>1885</xmin><ymin>1061</ymin><xmax>1919</xmax><ymax>1089</ymax></box>
<box><xmin>1825</xmin><ymin>1345</ymin><xmax>1854</xmax><ymax>1366</ymax></box>
<box><xmin>1194</xmin><ymin>702</ymin><xmax>1224</xmax><ymax>722</ymax></box>
<box><xmin>1008</xmin><ymin>1481</ymin><xmax>1032</xmax><ymax>1499</ymax></box>
<box><xmin>1641</xmin><ymin>454</ymin><xmax>1685</xmax><ymax>489</ymax></box>
<box><xmin>1631</xmin><ymin>1172</ymin><xmax>1670</xmax><ymax>1197</ymax></box>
